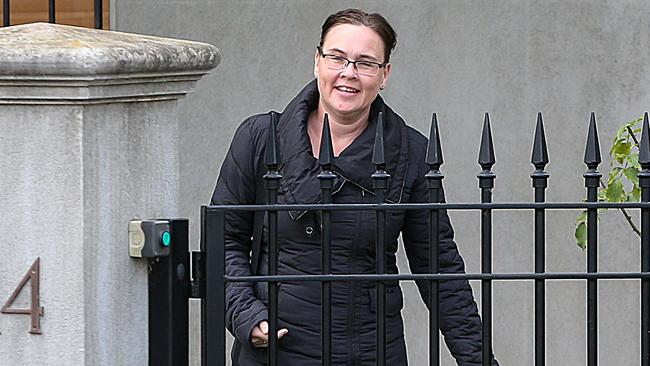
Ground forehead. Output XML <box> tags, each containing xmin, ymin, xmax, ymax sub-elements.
<box><xmin>321</xmin><ymin>24</ymin><xmax>385</xmax><ymax>60</ymax></box>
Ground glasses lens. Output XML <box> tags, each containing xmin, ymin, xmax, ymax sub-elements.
<box><xmin>324</xmin><ymin>55</ymin><xmax>347</xmax><ymax>70</ymax></box>
<box><xmin>356</xmin><ymin>62</ymin><xmax>379</xmax><ymax>76</ymax></box>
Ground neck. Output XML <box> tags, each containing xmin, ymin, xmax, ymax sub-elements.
<box><xmin>308</xmin><ymin>105</ymin><xmax>370</xmax><ymax>157</ymax></box>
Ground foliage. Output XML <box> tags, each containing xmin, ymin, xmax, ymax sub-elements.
<box><xmin>574</xmin><ymin>116</ymin><xmax>644</xmax><ymax>249</ymax></box>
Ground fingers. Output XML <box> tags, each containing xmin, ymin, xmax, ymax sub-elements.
<box><xmin>251</xmin><ymin>325</ymin><xmax>289</xmax><ymax>348</ymax></box>
<box><xmin>259</xmin><ymin>320</ymin><xmax>269</xmax><ymax>335</ymax></box>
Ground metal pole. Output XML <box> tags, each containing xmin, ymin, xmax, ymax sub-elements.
<box><xmin>372</xmin><ymin>112</ymin><xmax>389</xmax><ymax>366</ymax></box>
<box><xmin>477</xmin><ymin>113</ymin><xmax>496</xmax><ymax>366</ymax></box>
<box><xmin>94</xmin><ymin>0</ymin><xmax>102</xmax><ymax>29</ymax></box>
<box><xmin>638</xmin><ymin>112</ymin><xmax>650</xmax><ymax>366</ymax></box>
<box><xmin>318</xmin><ymin>114</ymin><xmax>335</xmax><ymax>366</ymax></box>
<box><xmin>48</xmin><ymin>0</ymin><xmax>55</xmax><ymax>23</ymax></box>
<box><xmin>201</xmin><ymin>207</ymin><xmax>226</xmax><ymax>366</ymax></box>
<box><xmin>264</xmin><ymin>112</ymin><xmax>282</xmax><ymax>366</ymax></box>
<box><xmin>3</xmin><ymin>0</ymin><xmax>10</xmax><ymax>27</ymax></box>
<box><xmin>583</xmin><ymin>112</ymin><xmax>601</xmax><ymax>366</ymax></box>
<box><xmin>425</xmin><ymin>113</ymin><xmax>444</xmax><ymax>366</ymax></box>
<box><xmin>531</xmin><ymin>113</ymin><xmax>549</xmax><ymax>366</ymax></box>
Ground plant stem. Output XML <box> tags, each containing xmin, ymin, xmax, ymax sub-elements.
<box><xmin>626</xmin><ymin>125</ymin><xmax>640</xmax><ymax>147</ymax></box>
<box><xmin>599</xmin><ymin>178</ymin><xmax>641</xmax><ymax>237</ymax></box>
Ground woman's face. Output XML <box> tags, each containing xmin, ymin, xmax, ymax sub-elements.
<box><xmin>314</xmin><ymin>24</ymin><xmax>391</xmax><ymax>122</ymax></box>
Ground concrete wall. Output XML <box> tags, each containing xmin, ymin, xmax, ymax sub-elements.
<box><xmin>0</xmin><ymin>23</ymin><xmax>218</xmax><ymax>365</ymax></box>
<box><xmin>114</xmin><ymin>1</ymin><xmax>650</xmax><ymax>365</ymax></box>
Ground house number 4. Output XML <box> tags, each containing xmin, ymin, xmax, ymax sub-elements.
<box><xmin>1</xmin><ymin>258</ymin><xmax>44</xmax><ymax>334</ymax></box>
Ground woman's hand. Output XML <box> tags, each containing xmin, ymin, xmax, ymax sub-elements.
<box><xmin>251</xmin><ymin>320</ymin><xmax>289</xmax><ymax>348</ymax></box>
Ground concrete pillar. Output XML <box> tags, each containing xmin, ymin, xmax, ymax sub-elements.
<box><xmin>0</xmin><ymin>23</ymin><xmax>220</xmax><ymax>365</ymax></box>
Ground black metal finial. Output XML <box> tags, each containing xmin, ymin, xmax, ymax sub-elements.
<box><xmin>478</xmin><ymin>112</ymin><xmax>496</xmax><ymax>170</ymax></box>
<box><xmin>265</xmin><ymin>111</ymin><xmax>281</xmax><ymax>168</ymax></box>
<box><xmin>531</xmin><ymin>112</ymin><xmax>549</xmax><ymax>170</ymax></box>
<box><xmin>640</xmin><ymin>112</ymin><xmax>650</xmax><ymax>170</ymax></box>
<box><xmin>372</xmin><ymin>112</ymin><xmax>385</xmax><ymax>167</ymax></box>
<box><xmin>425</xmin><ymin>113</ymin><xmax>444</xmax><ymax>169</ymax></box>
<box><xmin>319</xmin><ymin>113</ymin><xmax>335</xmax><ymax>168</ymax></box>
<box><xmin>583</xmin><ymin>112</ymin><xmax>601</xmax><ymax>169</ymax></box>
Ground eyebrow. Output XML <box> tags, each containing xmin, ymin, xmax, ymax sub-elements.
<box><xmin>325</xmin><ymin>47</ymin><xmax>381</xmax><ymax>62</ymax></box>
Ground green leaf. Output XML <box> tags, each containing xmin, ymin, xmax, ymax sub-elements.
<box><xmin>575</xmin><ymin>221</ymin><xmax>587</xmax><ymax>250</ymax></box>
<box><xmin>575</xmin><ymin>210</ymin><xmax>587</xmax><ymax>223</ymax></box>
<box><xmin>627</xmin><ymin>153</ymin><xmax>641</xmax><ymax>170</ymax></box>
<box><xmin>632</xmin><ymin>185</ymin><xmax>641</xmax><ymax>201</ymax></box>
<box><xmin>613</xmin><ymin>141</ymin><xmax>632</xmax><ymax>158</ymax></box>
<box><xmin>616</xmin><ymin>124</ymin><xmax>629</xmax><ymax>140</ymax></box>
<box><xmin>606</xmin><ymin>179</ymin><xmax>625</xmax><ymax>202</ymax></box>
<box><xmin>598</xmin><ymin>189</ymin><xmax>608</xmax><ymax>202</ymax></box>
<box><xmin>623</xmin><ymin>167</ymin><xmax>640</xmax><ymax>186</ymax></box>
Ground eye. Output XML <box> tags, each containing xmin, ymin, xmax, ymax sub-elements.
<box><xmin>328</xmin><ymin>55</ymin><xmax>347</xmax><ymax>64</ymax></box>
<box><xmin>356</xmin><ymin>61</ymin><xmax>376</xmax><ymax>70</ymax></box>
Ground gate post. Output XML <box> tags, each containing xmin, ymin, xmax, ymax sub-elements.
<box><xmin>0</xmin><ymin>23</ymin><xmax>219</xmax><ymax>366</ymax></box>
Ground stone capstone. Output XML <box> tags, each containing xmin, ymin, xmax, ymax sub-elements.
<box><xmin>0</xmin><ymin>22</ymin><xmax>220</xmax><ymax>76</ymax></box>
<box><xmin>0</xmin><ymin>23</ymin><xmax>221</xmax><ymax>104</ymax></box>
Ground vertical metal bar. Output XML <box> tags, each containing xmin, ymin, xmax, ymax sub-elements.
<box><xmin>583</xmin><ymin>112</ymin><xmax>601</xmax><ymax>366</ymax></box>
<box><xmin>637</xmin><ymin>112</ymin><xmax>650</xmax><ymax>366</ymax></box>
<box><xmin>477</xmin><ymin>113</ymin><xmax>496</xmax><ymax>366</ymax></box>
<box><xmin>264</xmin><ymin>112</ymin><xmax>282</xmax><ymax>366</ymax></box>
<box><xmin>94</xmin><ymin>0</ymin><xmax>102</xmax><ymax>29</ymax></box>
<box><xmin>3</xmin><ymin>0</ymin><xmax>10</xmax><ymax>27</ymax></box>
<box><xmin>266</xmin><ymin>178</ymin><xmax>279</xmax><ymax>366</ymax></box>
<box><xmin>48</xmin><ymin>0</ymin><xmax>55</xmax><ymax>23</ymax></box>
<box><xmin>201</xmin><ymin>207</ymin><xmax>226</xmax><ymax>366</ymax></box>
<box><xmin>372</xmin><ymin>112</ymin><xmax>389</xmax><ymax>366</ymax></box>
<box><xmin>531</xmin><ymin>113</ymin><xmax>549</xmax><ymax>366</ymax></box>
<box><xmin>318</xmin><ymin>113</ymin><xmax>335</xmax><ymax>366</ymax></box>
<box><xmin>170</xmin><ymin>219</ymin><xmax>190</xmax><ymax>366</ymax></box>
<box><xmin>425</xmin><ymin>113</ymin><xmax>444</xmax><ymax>366</ymax></box>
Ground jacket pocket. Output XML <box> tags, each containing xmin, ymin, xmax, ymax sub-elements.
<box><xmin>368</xmin><ymin>285</ymin><xmax>404</xmax><ymax>316</ymax></box>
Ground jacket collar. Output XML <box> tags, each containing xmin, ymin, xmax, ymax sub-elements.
<box><xmin>276</xmin><ymin>80</ymin><xmax>409</xmax><ymax>217</ymax></box>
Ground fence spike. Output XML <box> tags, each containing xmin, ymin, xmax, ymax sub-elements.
<box><xmin>531</xmin><ymin>112</ymin><xmax>549</xmax><ymax>170</ymax></box>
<box><xmin>639</xmin><ymin>112</ymin><xmax>650</xmax><ymax>170</ymax></box>
<box><xmin>583</xmin><ymin>112</ymin><xmax>601</xmax><ymax>169</ymax></box>
<box><xmin>319</xmin><ymin>113</ymin><xmax>335</xmax><ymax>168</ymax></box>
<box><xmin>265</xmin><ymin>111</ymin><xmax>281</xmax><ymax>168</ymax></box>
<box><xmin>478</xmin><ymin>112</ymin><xmax>496</xmax><ymax>170</ymax></box>
<box><xmin>372</xmin><ymin>112</ymin><xmax>385</xmax><ymax>167</ymax></box>
<box><xmin>425</xmin><ymin>113</ymin><xmax>444</xmax><ymax>169</ymax></box>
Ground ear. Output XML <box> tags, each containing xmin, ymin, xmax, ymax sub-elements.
<box><xmin>380</xmin><ymin>63</ymin><xmax>392</xmax><ymax>88</ymax></box>
<box><xmin>313</xmin><ymin>49</ymin><xmax>320</xmax><ymax>79</ymax></box>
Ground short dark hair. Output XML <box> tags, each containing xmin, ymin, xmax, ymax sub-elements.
<box><xmin>319</xmin><ymin>8</ymin><xmax>397</xmax><ymax>63</ymax></box>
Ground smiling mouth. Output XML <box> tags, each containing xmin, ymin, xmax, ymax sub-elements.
<box><xmin>335</xmin><ymin>85</ymin><xmax>359</xmax><ymax>94</ymax></box>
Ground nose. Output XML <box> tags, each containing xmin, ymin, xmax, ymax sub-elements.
<box><xmin>339</xmin><ymin>61</ymin><xmax>358</xmax><ymax>78</ymax></box>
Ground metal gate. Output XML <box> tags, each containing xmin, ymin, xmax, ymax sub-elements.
<box><xmin>154</xmin><ymin>112</ymin><xmax>650</xmax><ymax>366</ymax></box>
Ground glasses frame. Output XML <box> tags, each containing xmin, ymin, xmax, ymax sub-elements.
<box><xmin>316</xmin><ymin>46</ymin><xmax>386</xmax><ymax>77</ymax></box>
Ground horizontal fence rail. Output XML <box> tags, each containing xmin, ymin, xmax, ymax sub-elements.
<box><xmin>200</xmin><ymin>112</ymin><xmax>650</xmax><ymax>366</ymax></box>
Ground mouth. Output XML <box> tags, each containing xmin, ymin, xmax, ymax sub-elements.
<box><xmin>334</xmin><ymin>85</ymin><xmax>360</xmax><ymax>94</ymax></box>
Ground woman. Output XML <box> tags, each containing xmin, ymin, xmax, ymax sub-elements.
<box><xmin>212</xmin><ymin>8</ymin><xmax>498</xmax><ymax>366</ymax></box>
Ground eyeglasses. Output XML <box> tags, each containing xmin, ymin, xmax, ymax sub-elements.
<box><xmin>317</xmin><ymin>47</ymin><xmax>386</xmax><ymax>76</ymax></box>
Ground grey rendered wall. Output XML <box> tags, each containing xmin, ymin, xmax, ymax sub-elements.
<box><xmin>114</xmin><ymin>1</ymin><xmax>650</xmax><ymax>365</ymax></box>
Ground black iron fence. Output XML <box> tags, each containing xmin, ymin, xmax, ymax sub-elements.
<box><xmin>159</xmin><ymin>112</ymin><xmax>650</xmax><ymax>366</ymax></box>
<box><xmin>1</xmin><ymin>0</ymin><xmax>103</xmax><ymax>29</ymax></box>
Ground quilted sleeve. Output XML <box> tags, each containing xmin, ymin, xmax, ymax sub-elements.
<box><xmin>210</xmin><ymin>117</ymin><xmax>268</xmax><ymax>345</ymax></box>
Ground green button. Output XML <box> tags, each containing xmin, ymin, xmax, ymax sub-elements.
<box><xmin>161</xmin><ymin>231</ymin><xmax>171</xmax><ymax>247</ymax></box>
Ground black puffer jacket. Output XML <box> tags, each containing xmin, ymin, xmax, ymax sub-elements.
<box><xmin>211</xmin><ymin>80</ymin><xmax>498</xmax><ymax>365</ymax></box>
